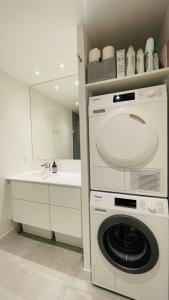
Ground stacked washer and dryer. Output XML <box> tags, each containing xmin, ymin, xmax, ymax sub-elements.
<box><xmin>89</xmin><ymin>84</ymin><xmax>168</xmax><ymax>300</ymax></box>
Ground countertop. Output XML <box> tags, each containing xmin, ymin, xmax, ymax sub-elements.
<box><xmin>7</xmin><ymin>171</ymin><xmax>81</xmax><ymax>188</ymax></box>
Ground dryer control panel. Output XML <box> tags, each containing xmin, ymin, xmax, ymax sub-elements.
<box><xmin>89</xmin><ymin>84</ymin><xmax>167</xmax><ymax>116</ymax></box>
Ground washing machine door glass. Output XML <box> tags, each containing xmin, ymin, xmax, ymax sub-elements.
<box><xmin>98</xmin><ymin>215</ymin><xmax>159</xmax><ymax>274</ymax></box>
<box><xmin>96</xmin><ymin>110</ymin><xmax>158</xmax><ymax>167</ymax></box>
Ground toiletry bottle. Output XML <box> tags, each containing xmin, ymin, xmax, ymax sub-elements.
<box><xmin>153</xmin><ymin>52</ymin><xmax>159</xmax><ymax>70</ymax></box>
<box><xmin>145</xmin><ymin>37</ymin><xmax>154</xmax><ymax>72</ymax></box>
<box><xmin>136</xmin><ymin>48</ymin><xmax>145</xmax><ymax>74</ymax></box>
<box><xmin>126</xmin><ymin>46</ymin><xmax>136</xmax><ymax>76</ymax></box>
<box><xmin>153</xmin><ymin>43</ymin><xmax>159</xmax><ymax>70</ymax></box>
<box><xmin>52</xmin><ymin>161</ymin><xmax>57</xmax><ymax>173</ymax></box>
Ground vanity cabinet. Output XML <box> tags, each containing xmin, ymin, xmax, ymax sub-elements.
<box><xmin>10</xmin><ymin>180</ymin><xmax>82</xmax><ymax>241</ymax></box>
<box><xmin>49</xmin><ymin>185</ymin><xmax>82</xmax><ymax>238</ymax></box>
<box><xmin>12</xmin><ymin>199</ymin><xmax>50</xmax><ymax>230</ymax></box>
<box><xmin>49</xmin><ymin>185</ymin><xmax>81</xmax><ymax>209</ymax></box>
<box><xmin>11</xmin><ymin>181</ymin><xmax>49</xmax><ymax>204</ymax></box>
<box><xmin>11</xmin><ymin>181</ymin><xmax>50</xmax><ymax>230</ymax></box>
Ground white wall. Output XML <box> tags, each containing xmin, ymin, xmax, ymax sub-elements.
<box><xmin>0</xmin><ymin>70</ymin><xmax>32</xmax><ymax>238</ymax></box>
<box><xmin>158</xmin><ymin>3</ymin><xmax>169</xmax><ymax>91</ymax></box>
<box><xmin>159</xmin><ymin>3</ymin><xmax>169</xmax><ymax>49</ymax></box>
<box><xmin>31</xmin><ymin>89</ymin><xmax>73</xmax><ymax>160</ymax></box>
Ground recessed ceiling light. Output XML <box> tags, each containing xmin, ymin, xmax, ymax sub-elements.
<box><xmin>75</xmin><ymin>80</ymin><xmax>79</xmax><ymax>86</ymax></box>
<box><xmin>35</xmin><ymin>70</ymin><xmax>40</xmax><ymax>75</ymax></box>
<box><xmin>75</xmin><ymin>102</ymin><xmax>79</xmax><ymax>106</ymax></box>
<box><xmin>60</xmin><ymin>63</ymin><xmax>64</xmax><ymax>69</ymax></box>
<box><xmin>54</xmin><ymin>85</ymin><xmax>59</xmax><ymax>90</ymax></box>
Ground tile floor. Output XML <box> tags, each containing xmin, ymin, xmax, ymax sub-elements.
<box><xmin>0</xmin><ymin>233</ymin><xmax>129</xmax><ymax>300</ymax></box>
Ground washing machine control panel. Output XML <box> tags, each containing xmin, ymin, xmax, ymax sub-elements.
<box><xmin>91</xmin><ymin>192</ymin><xmax>168</xmax><ymax>217</ymax></box>
<box><xmin>138</xmin><ymin>199</ymin><xmax>167</xmax><ymax>215</ymax></box>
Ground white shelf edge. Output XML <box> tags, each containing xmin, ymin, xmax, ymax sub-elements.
<box><xmin>85</xmin><ymin>67</ymin><xmax>169</xmax><ymax>95</ymax></box>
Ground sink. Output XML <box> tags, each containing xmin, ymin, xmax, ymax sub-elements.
<box><xmin>24</xmin><ymin>171</ymin><xmax>60</xmax><ymax>180</ymax></box>
<box><xmin>7</xmin><ymin>170</ymin><xmax>81</xmax><ymax>187</ymax></box>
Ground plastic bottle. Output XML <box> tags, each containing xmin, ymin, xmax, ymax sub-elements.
<box><xmin>126</xmin><ymin>46</ymin><xmax>136</xmax><ymax>76</ymax></box>
<box><xmin>136</xmin><ymin>48</ymin><xmax>145</xmax><ymax>74</ymax></box>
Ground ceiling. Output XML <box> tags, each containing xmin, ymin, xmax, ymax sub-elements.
<box><xmin>0</xmin><ymin>0</ymin><xmax>168</xmax><ymax>86</ymax></box>
<box><xmin>31</xmin><ymin>75</ymin><xmax>79</xmax><ymax>113</ymax></box>
<box><xmin>0</xmin><ymin>0</ymin><xmax>83</xmax><ymax>85</ymax></box>
<box><xmin>85</xmin><ymin>0</ymin><xmax>169</xmax><ymax>50</ymax></box>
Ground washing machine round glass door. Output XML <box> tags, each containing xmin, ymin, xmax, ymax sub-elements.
<box><xmin>98</xmin><ymin>215</ymin><xmax>159</xmax><ymax>274</ymax></box>
<box><xmin>96</xmin><ymin>109</ymin><xmax>159</xmax><ymax>168</ymax></box>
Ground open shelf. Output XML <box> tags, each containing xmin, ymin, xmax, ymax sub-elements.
<box><xmin>85</xmin><ymin>68</ymin><xmax>169</xmax><ymax>95</ymax></box>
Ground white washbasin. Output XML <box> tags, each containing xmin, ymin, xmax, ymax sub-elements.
<box><xmin>7</xmin><ymin>170</ymin><xmax>81</xmax><ymax>187</ymax></box>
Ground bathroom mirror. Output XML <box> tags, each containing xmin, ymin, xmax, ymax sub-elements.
<box><xmin>30</xmin><ymin>75</ymin><xmax>80</xmax><ymax>160</ymax></box>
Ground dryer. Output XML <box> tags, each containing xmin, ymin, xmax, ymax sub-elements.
<box><xmin>89</xmin><ymin>85</ymin><xmax>168</xmax><ymax>197</ymax></box>
<box><xmin>90</xmin><ymin>191</ymin><xmax>168</xmax><ymax>300</ymax></box>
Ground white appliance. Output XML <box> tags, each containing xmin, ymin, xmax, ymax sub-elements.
<box><xmin>89</xmin><ymin>85</ymin><xmax>168</xmax><ymax>197</ymax></box>
<box><xmin>90</xmin><ymin>191</ymin><xmax>168</xmax><ymax>300</ymax></box>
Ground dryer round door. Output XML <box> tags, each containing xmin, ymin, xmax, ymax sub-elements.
<box><xmin>98</xmin><ymin>215</ymin><xmax>159</xmax><ymax>274</ymax></box>
<box><xmin>96</xmin><ymin>109</ymin><xmax>159</xmax><ymax>168</ymax></box>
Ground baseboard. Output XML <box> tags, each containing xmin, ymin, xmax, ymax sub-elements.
<box><xmin>83</xmin><ymin>267</ymin><xmax>91</xmax><ymax>272</ymax></box>
<box><xmin>0</xmin><ymin>227</ymin><xmax>16</xmax><ymax>245</ymax></box>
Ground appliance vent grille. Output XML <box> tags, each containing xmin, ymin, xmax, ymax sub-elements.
<box><xmin>130</xmin><ymin>170</ymin><xmax>161</xmax><ymax>192</ymax></box>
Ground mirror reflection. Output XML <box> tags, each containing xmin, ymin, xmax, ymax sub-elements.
<box><xmin>30</xmin><ymin>75</ymin><xmax>80</xmax><ymax>160</ymax></box>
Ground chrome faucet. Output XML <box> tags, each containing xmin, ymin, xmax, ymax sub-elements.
<box><xmin>41</xmin><ymin>163</ymin><xmax>50</xmax><ymax>176</ymax></box>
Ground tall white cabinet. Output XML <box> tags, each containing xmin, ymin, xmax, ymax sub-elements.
<box><xmin>77</xmin><ymin>4</ymin><xmax>169</xmax><ymax>270</ymax></box>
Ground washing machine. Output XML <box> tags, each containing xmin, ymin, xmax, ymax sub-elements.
<box><xmin>89</xmin><ymin>84</ymin><xmax>168</xmax><ymax>197</ymax></box>
<box><xmin>90</xmin><ymin>191</ymin><xmax>168</xmax><ymax>300</ymax></box>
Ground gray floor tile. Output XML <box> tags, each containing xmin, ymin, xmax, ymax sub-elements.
<box><xmin>0</xmin><ymin>234</ymin><xmax>128</xmax><ymax>300</ymax></box>
<box><xmin>0</xmin><ymin>287</ymin><xmax>24</xmax><ymax>300</ymax></box>
<box><xmin>0</xmin><ymin>235</ymin><xmax>38</xmax><ymax>258</ymax></box>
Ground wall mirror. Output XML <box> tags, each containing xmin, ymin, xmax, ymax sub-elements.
<box><xmin>30</xmin><ymin>75</ymin><xmax>80</xmax><ymax>160</ymax></box>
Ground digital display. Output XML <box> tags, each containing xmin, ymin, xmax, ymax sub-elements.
<box><xmin>115</xmin><ymin>198</ymin><xmax>137</xmax><ymax>209</ymax></box>
<box><xmin>113</xmin><ymin>92</ymin><xmax>135</xmax><ymax>102</ymax></box>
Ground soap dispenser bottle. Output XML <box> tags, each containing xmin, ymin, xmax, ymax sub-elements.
<box><xmin>52</xmin><ymin>161</ymin><xmax>57</xmax><ymax>173</ymax></box>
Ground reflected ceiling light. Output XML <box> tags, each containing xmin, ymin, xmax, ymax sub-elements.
<box><xmin>60</xmin><ymin>63</ymin><xmax>64</xmax><ymax>68</ymax></box>
<box><xmin>75</xmin><ymin>80</ymin><xmax>79</xmax><ymax>86</ymax></box>
<box><xmin>75</xmin><ymin>101</ymin><xmax>79</xmax><ymax>106</ymax></box>
<box><xmin>54</xmin><ymin>85</ymin><xmax>59</xmax><ymax>90</ymax></box>
<box><xmin>35</xmin><ymin>70</ymin><xmax>40</xmax><ymax>75</ymax></box>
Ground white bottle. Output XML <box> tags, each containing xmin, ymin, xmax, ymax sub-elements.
<box><xmin>126</xmin><ymin>46</ymin><xmax>136</xmax><ymax>76</ymax></box>
<box><xmin>89</xmin><ymin>48</ymin><xmax>101</xmax><ymax>63</ymax></box>
<box><xmin>145</xmin><ymin>37</ymin><xmax>154</xmax><ymax>72</ymax></box>
<box><xmin>136</xmin><ymin>48</ymin><xmax>145</xmax><ymax>74</ymax></box>
<box><xmin>102</xmin><ymin>46</ymin><xmax>115</xmax><ymax>60</ymax></box>
<box><xmin>153</xmin><ymin>52</ymin><xmax>159</xmax><ymax>70</ymax></box>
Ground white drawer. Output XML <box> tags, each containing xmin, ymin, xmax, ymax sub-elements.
<box><xmin>50</xmin><ymin>205</ymin><xmax>82</xmax><ymax>238</ymax></box>
<box><xmin>11</xmin><ymin>181</ymin><xmax>49</xmax><ymax>204</ymax></box>
<box><xmin>12</xmin><ymin>198</ymin><xmax>50</xmax><ymax>230</ymax></box>
<box><xmin>49</xmin><ymin>185</ymin><xmax>81</xmax><ymax>209</ymax></box>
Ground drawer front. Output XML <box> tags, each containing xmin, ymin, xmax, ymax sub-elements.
<box><xmin>11</xmin><ymin>181</ymin><xmax>49</xmax><ymax>204</ymax></box>
<box><xmin>50</xmin><ymin>205</ymin><xmax>82</xmax><ymax>238</ymax></box>
<box><xmin>12</xmin><ymin>198</ymin><xmax>50</xmax><ymax>230</ymax></box>
<box><xmin>49</xmin><ymin>185</ymin><xmax>81</xmax><ymax>209</ymax></box>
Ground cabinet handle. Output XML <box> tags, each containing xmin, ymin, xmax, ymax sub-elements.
<box><xmin>76</xmin><ymin>53</ymin><xmax>83</xmax><ymax>63</ymax></box>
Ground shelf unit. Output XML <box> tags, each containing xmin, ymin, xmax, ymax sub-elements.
<box><xmin>86</xmin><ymin>67</ymin><xmax>169</xmax><ymax>96</ymax></box>
<box><xmin>77</xmin><ymin>7</ymin><xmax>169</xmax><ymax>271</ymax></box>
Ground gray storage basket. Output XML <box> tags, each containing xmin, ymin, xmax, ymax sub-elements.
<box><xmin>87</xmin><ymin>58</ymin><xmax>116</xmax><ymax>83</ymax></box>
<box><xmin>87</xmin><ymin>61</ymin><xmax>102</xmax><ymax>83</ymax></box>
<box><xmin>101</xmin><ymin>57</ymin><xmax>116</xmax><ymax>80</ymax></box>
